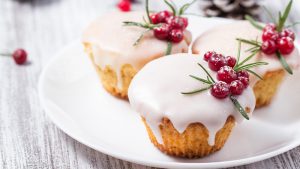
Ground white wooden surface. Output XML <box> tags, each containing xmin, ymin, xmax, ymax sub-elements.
<box><xmin>0</xmin><ymin>0</ymin><xmax>300</xmax><ymax>168</ymax></box>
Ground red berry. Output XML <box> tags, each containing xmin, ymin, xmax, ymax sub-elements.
<box><xmin>169</xmin><ymin>29</ymin><xmax>184</xmax><ymax>43</ymax></box>
<box><xmin>12</xmin><ymin>49</ymin><xmax>27</xmax><ymax>65</ymax></box>
<box><xmin>150</xmin><ymin>14</ymin><xmax>160</xmax><ymax>24</ymax></box>
<box><xmin>157</xmin><ymin>10</ymin><xmax>172</xmax><ymax>23</ymax></box>
<box><xmin>211</xmin><ymin>81</ymin><xmax>230</xmax><ymax>99</ymax></box>
<box><xmin>203</xmin><ymin>51</ymin><xmax>216</xmax><ymax>62</ymax></box>
<box><xmin>237</xmin><ymin>70</ymin><xmax>249</xmax><ymax>78</ymax></box>
<box><xmin>167</xmin><ymin>16</ymin><xmax>185</xmax><ymax>30</ymax></box>
<box><xmin>229</xmin><ymin>80</ymin><xmax>244</xmax><ymax>95</ymax></box>
<box><xmin>117</xmin><ymin>0</ymin><xmax>131</xmax><ymax>12</ymax></box>
<box><xmin>208</xmin><ymin>54</ymin><xmax>227</xmax><ymax>71</ymax></box>
<box><xmin>280</xmin><ymin>29</ymin><xmax>295</xmax><ymax>41</ymax></box>
<box><xmin>153</xmin><ymin>24</ymin><xmax>171</xmax><ymax>40</ymax></box>
<box><xmin>182</xmin><ymin>17</ymin><xmax>188</xmax><ymax>28</ymax></box>
<box><xmin>238</xmin><ymin>76</ymin><xmax>249</xmax><ymax>88</ymax></box>
<box><xmin>217</xmin><ymin>66</ymin><xmax>237</xmax><ymax>84</ymax></box>
<box><xmin>277</xmin><ymin>37</ymin><xmax>295</xmax><ymax>55</ymax></box>
<box><xmin>261</xmin><ymin>40</ymin><xmax>277</xmax><ymax>55</ymax></box>
<box><xmin>262</xmin><ymin>29</ymin><xmax>279</xmax><ymax>41</ymax></box>
<box><xmin>225</xmin><ymin>56</ymin><xmax>237</xmax><ymax>67</ymax></box>
<box><xmin>263</xmin><ymin>23</ymin><xmax>276</xmax><ymax>31</ymax></box>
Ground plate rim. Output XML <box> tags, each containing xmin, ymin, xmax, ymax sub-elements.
<box><xmin>38</xmin><ymin>17</ymin><xmax>300</xmax><ymax>168</ymax></box>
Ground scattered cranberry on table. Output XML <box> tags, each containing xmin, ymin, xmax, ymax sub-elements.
<box><xmin>0</xmin><ymin>48</ymin><xmax>28</xmax><ymax>65</ymax></box>
<box><xmin>117</xmin><ymin>0</ymin><xmax>131</xmax><ymax>12</ymax></box>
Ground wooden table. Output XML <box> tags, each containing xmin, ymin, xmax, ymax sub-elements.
<box><xmin>0</xmin><ymin>0</ymin><xmax>299</xmax><ymax>168</ymax></box>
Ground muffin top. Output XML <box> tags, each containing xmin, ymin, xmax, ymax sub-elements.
<box><xmin>82</xmin><ymin>11</ymin><xmax>192</xmax><ymax>71</ymax></box>
<box><xmin>128</xmin><ymin>54</ymin><xmax>255</xmax><ymax>145</ymax></box>
<box><xmin>192</xmin><ymin>21</ymin><xmax>300</xmax><ymax>76</ymax></box>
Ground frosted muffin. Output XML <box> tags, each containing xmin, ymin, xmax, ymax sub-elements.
<box><xmin>82</xmin><ymin>11</ymin><xmax>192</xmax><ymax>99</ymax></box>
<box><xmin>192</xmin><ymin>21</ymin><xmax>300</xmax><ymax>108</ymax></box>
<box><xmin>128</xmin><ymin>54</ymin><xmax>255</xmax><ymax>158</ymax></box>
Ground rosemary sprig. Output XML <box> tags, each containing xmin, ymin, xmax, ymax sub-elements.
<box><xmin>146</xmin><ymin>0</ymin><xmax>152</xmax><ymax>23</ymax></box>
<box><xmin>236</xmin><ymin>38</ymin><xmax>261</xmax><ymax>47</ymax></box>
<box><xmin>166</xmin><ymin>41</ymin><xmax>172</xmax><ymax>55</ymax></box>
<box><xmin>276</xmin><ymin>51</ymin><xmax>293</xmax><ymax>74</ymax></box>
<box><xmin>245</xmin><ymin>15</ymin><xmax>264</xmax><ymax>30</ymax></box>
<box><xmin>179</xmin><ymin>0</ymin><xmax>196</xmax><ymax>16</ymax></box>
<box><xmin>197</xmin><ymin>63</ymin><xmax>215</xmax><ymax>83</ymax></box>
<box><xmin>123</xmin><ymin>21</ymin><xmax>157</xmax><ymax>29</ymax></box>
<box><xmin>230</xmin><ymin>96</ymin><xmax>249</xmax><ymax>120</ymax></box>
<box><xmin>164</xmin><ymin>0</ymin><xmax>176</xmax><ymax>16</ymax></box>
<box><xmin>277</xmin><ymin>0</ymin><xmax>293</xmax><ymax>32</ymax></box>
<box><xmin>133</xmin><ymin>29</ymin><xmax>151</xmax><ymax>46</ymax></box>
<box><xmin>245</xmin><ymin>68</ymin><xmax>263</xmax><ymax>80</ymax></box>
<box><xmin>181</xmin><ymin>86</ymin><xmax>212</xmax><ymax>95</ymax></box>
<box><xmin>189</xmin><ymin>75</ymin><xmax>212</xmax><ymax>84</ymax></box>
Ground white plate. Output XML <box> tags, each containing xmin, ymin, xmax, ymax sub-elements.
<box><xmin>38</xmin><ymin>16</ymin><xmax>300</xmax><ymax>169</ymax></box>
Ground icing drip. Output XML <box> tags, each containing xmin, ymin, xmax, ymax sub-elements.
<box><xmin>192</xmin><ymin>21</ymin><xmax>300</xmax><ymax>86</ymax></box>
<box><xmin>83</xmin><ymin>11</ymin><xmax>191</xmax><ymax>89</ymax></box>
<box><xmin>128</xmin><ymin>54</ymin><xmax>255</xmax><ymax>145</ymax></box>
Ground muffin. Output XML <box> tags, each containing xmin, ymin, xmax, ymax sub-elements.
<box><xmin>82</xmin><ymin>11</ymin><xmax>192</xmax><ymax>99</ymax></box>
<box><xmin>128</xmin><ymin>54</ymin><xmax>255</xmax><ymax>158</ymax></box>
<box><xmin>192</xmin><ymin>21</ymin><xmax>300</xmax><ymax>108</ymax></box>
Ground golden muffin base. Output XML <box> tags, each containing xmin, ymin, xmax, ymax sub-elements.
<box><xmin>142</xmin><ymin>116</ymin><xmax>235</xmax><ymax>158</ymax></box>
<box><xmin>84</xmin><ymin>43</ymin><xmax>137</xmax><ymax>99</ymax></box>
<box><xmin>253</xmin><ymin>69</ymin><xmax>285</xmax><ymax>108</ymax></box>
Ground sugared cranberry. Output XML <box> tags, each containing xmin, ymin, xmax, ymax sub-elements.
<box><xmin>208</xmin><ymin>54</ymin><xmax>227</xmax><ymax>71</ymax></box>
<box><xmin>277</xmin><ymin>37</ymin><xmax>295</xmax><ymax>55</ymax></box>
<box><xmin>217</xmin><ymin>66</ymin><xmax>237</xmax><ymax>84</ymax></box>
<box><xmin>229</xmin><ymin>80</ymin><xmax>244</xmax><ymax>95</ymax></box>
<box><xmin>211</xmin><ymin>81</ymin><xmax>230</xmax><ymax>99</ymax></box>
<box><xmin>237</xmin><ymin>70</ymin><xmax>249</xmax><ymax>78</ymax></box>
<box><xmin>117</xmin><ymin>0</ymin><xmax>131</xmax><ymax>12</ymax></box>
<box><xmin>280</xmin><ymin>28</ymin><xmax>295</xmax><ymax>41</ymax></box>
<box><xmin>262</xmin><ymin>29</ymin><xmax>279</xmax><ymax>41</ymax></box>
<box><xmin>150</xmin><ymin>14</ymin><xmax>160</xmax><ymax>24</ymax></box>
<box><xmin>263</xmin><ymin>23</ymin><xmax>276</xmax><ymax>31</ymax></box>
<box><xmin>169</xmin><ymin>29</ymin><xmax>184</xmax><ymax>43</ymax></box>
<box><xmin>225</xmin><ymin>56</ymin><xmax>237</xmax><ymax>67</ymax></box>
<box><xmin>12</xmin><ymin>49</ymin><xmax>27</xmax><ymax>65</ymax></box>
<box><xmin>182</xmin><ymin>17</ymin><xmax>188</xmax><ymax>28</ymax></box>
<box><xmin>153</xmin><ymin>24</ymin><xmax>171</xmax><ymax>40</ymax></box>
<box><xmin>238</xmin><ymin>76</ymin><xmax>249</xmax><ymax>88</ymax></box>
<box><xmin>167</xmin><ymin>16</ymin><xmax>185</xmax><ymax>30</ymax></box>
<box><xmin>156</xmin><ymin>10</ymin><xmax>172</xmax><ymax>23</ymax></box>
<box><xmin>261</xmin><ymin>40</ymin><xmax>277</xmax><ymax>55</ymax></box>
<box><xmin>203</xmin><ymin>51</ymin><xmax>216</xmax><ymax>62</ymax></box>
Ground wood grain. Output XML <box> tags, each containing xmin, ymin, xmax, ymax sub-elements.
<box><xmin>0</xmin><ymin>0</ymin><xmax>299</xmax><ymax>168</ymax></box>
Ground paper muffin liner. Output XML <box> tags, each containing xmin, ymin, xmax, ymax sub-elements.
<box><xmin>142</xmin><ymin>116</ymin><xmax>235</xmax><ymax>158</ymax></box>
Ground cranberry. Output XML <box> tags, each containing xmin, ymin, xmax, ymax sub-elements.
<box><xmin>168</xmin><ymin>29</ymin><xmax>184</xmax><ymax>43</ymax></box>
<box><xmin>217</xmin><ymin>66</ymin><xmax>237</xmax><ymax>84</ymax></box>
<box><xmin>203</xmin><ymin>51</ymin><xmax>216</xmax><ymax>62</ymax></box>
<box><xmin>263</xmin><ymin>23</ymin><xmax>276</xmax><ymax>31</ymax></box>
<box><xmin>225</xmin><ymin>56</ymin><xmax>237</xmax><ymax>67</ymax></box>
<box><xmin>262</xmin><ymin>29</ymin><xmax>279</xmax><ymax>41</ymax></box>
<box><xmin>261</xmin><ymin>40</ymin><xmax>277</xmax><ymax>55</ymax></box>
<box><xmin>167</xmin><ymin>16</ymin><xmax>185</xmax><ymax>30</ymax></box>
<box><xmin>182</xmin><ymin>17</ymin><xmax>188</xmax><ymax>28</ymax></box>
<box><xmin>237</xmin><ymin>70</ymin><xmax>249</xmax><ymax>78</ymax></box>
<box><xmin>117</xmin><ymin>0</ymin><xmax>131</xmax><ymax>12</ymax></box>
<box><xmin>208</xmin><ymin>54</ymin><xmax>227</xmax><ymax>71</ymax></box>
<box><xmin>211</xmin><ymin>81</ymin><xmax>230</xmax><ymax>99</ymax></box>
<box><xmin>150</xmin><ymin>14</ymin><xmax>160</xmax><ymax>24</ymax></box>
<box><xmin>238</xmin><ymin>76</ymin><xmax>249</xmax><ymax>88</ymax></box>
<box><xmin>277</xmin><ymin>37</ymin><xmax>295</xmax><ymax>55</ymax></box>
<box><xmin>280</xmin><ymin>29</ymin><xmax>295</xmax><ymax>41</ymax></box>
<box><xmin>229</xmin><ymin>80</ymin><xmax>244</xmax><ymax>95</ymax></box>
<box><xmin>153</xmin><ymin>24</ymin><xmax>171</xmax><ymax>40</ymax></box>
<box><xmin>12</xmin><ymin>49</ymin><xmax>27</xmax><ymax>65</ymax></box>
<box><xmin>156</xmin><ymin>10</ymin><xmax>173</xmax><ymax>23</ymax></box>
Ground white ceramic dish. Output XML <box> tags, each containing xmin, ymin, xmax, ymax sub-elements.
<box><xmin>38</xmin><ymin>16</ymin><xmax>300</xmax><ymax>169</ymax></box>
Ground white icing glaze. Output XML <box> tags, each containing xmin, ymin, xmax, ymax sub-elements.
<box><xmin>82</xmin><ymin>11</ymin><xmax>192</xmax><ymax>89</ymax></box>
<box><xmin>128</xmin><ymin>54</ymin><xmax>255</xmax><ymax>145</ymax></box>
<box><xmin>192</xmin><ymin>21</ymin><xmax>300</xmax><ymax>86</ymax></box>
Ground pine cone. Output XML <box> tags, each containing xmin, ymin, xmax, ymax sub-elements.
<box><xmin>200</xmin><ymin>0</ymin><xmax>261</xmax><ymax>20</ymax></box>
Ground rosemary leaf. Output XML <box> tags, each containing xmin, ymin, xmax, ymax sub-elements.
<box><xmin>146</xmin><ymin>0</ymin><xmax>152</xmax><ymax>23</ymax></box>
<box><xmin>245</xmin><ymin>68</ymin><xmax>263</xmax><ymax>80</ymax></box>
<box><xmin>245</xmin><ymin>46</ymin><xmax>259</xmax><ymax>53</ymax></box>
<box><xmin>237</xmin><ymin>62</ymin><xmax>268</xmax><ymax>70</ymax></box>
<box><xmin>230</xmin><ymin>95</ymin><xmax>249</xmax><ymax>120</ymax></box>
<box><xmin>189</xmin><ymin>75</ymin><xmax>212</xmax><ymax>84</ymax></box>
<box><xmin>235</xmin><ymin>40</ymin><xmax>242</xmax><ymax>69</ymax></box>
<box><xmin>164</xmin><ymin>0</ymin><xmax>177</xmax><ymax>16</ymax></box>
<box><xmin>181</xmin><ymin>86</ymin><xmax>212</xmax><ymax>95</ymax></box>
<box><xmin>236</xmin><ymin>38</ymin><xmax>261</xmax><ymax>47</ymax></box>
<box><xmin>245</xmin><ymin>15</ymin><xmax>264</xmax><ymax>30</ymax></box>
<box><xmin>236</xmin><ymin>50</ymin><xmax>259</xmax><ymax>69</ymax></box>
<box><xmin>133</xmin><ymin>29</ymin><xmax>150</xmax><ymax>46</ymax></box>
<box><xmin>276</xmin><ymin>51</ymin><xmax>293</xmax><ymax>74</ymax></box>
<box><xmin>277</xmin><ymin>0</ymin><xmax>293</xmax><ymax>32</ymax></box>
<box><xmin>178</xmin><ymin>0</ymin><xmax>196</xmax><ymax>16</ymax></box>
<box><xmin>197</xmin><ymin>63</ymin><xmax>215</xmax><ymax>83</ymax></box>
<box><xmin>123</xmin><ymin>21</ymin><xmax>147</xmax><ymax>28</ymax></box>
<box><xmin>166</xmin><ymin>41</ymin><xmax>172</xmax><ymax>55</ymax></box>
